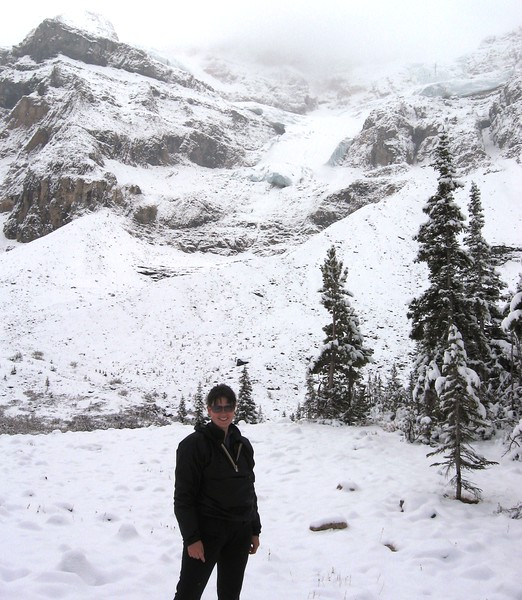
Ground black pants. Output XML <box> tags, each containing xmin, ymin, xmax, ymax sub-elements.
<box><xmin>174</xmin><ymin>517</ymin><xmax>252</xmax><ymax>600</ymax></box>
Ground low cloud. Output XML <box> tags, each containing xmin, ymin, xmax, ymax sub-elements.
<box><xmin>4</xmin><ymin>0</ymin><xmax>522</xmax><ymax>72</ymax></box>
<box><xmin>187</xmin><ymin>0</ymin><xmax>522</xmax><ymax>70</ymax></box>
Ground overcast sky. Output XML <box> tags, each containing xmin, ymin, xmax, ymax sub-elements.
<box><xmin>2</xmin><ymin>0</ymin><xmax>521</xmax><ymax>69</ymax></box>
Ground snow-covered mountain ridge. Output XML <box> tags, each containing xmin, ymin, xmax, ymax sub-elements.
<box><xmin>1</xmin><ymin>19</ymin><xmax>521</xmax><ymax>250</ymax></box>
<box><xmin>0</xmin><ymin>16</ymin><xmax>521</xmax><ymax>428</ymax></box>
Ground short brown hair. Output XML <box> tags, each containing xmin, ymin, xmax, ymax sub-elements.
<box><xmin>206</xmin><ymin>384</ymin><xmax>237</xmax><ymax>407</ymax></box>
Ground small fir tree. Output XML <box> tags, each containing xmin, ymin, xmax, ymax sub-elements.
<box><xmin>236</xmin><ymin>366</ymin><xmax>258</xmax><ymax>424</ymax></box>
<box><xmin>502</xmin><ymin>283</ymin><xmax>522</xmax><ymax>419</ymax></box>
<box><xmin>176</xmin><ymin>396</ymin><xmax>188</xmax><ymax>424</ymax></box>
<box><xmin>365</xmin><ymin>371</ymin><xmax>383</xmax><ymax>414</ymax></box>
<box><xmin>428</xmin><ymin>325</ymin><xmax>496</xmax><ymax>501</ymax></box>
<box><xmin>311</xmin><ymin>245</ymin><xmax>373</xmax><ymax>422</ymax></box>
<box><xmin>463</xmin><ymin>182</ymin><xmax>507</xmax><ymax>405</ymax></box>
<box><xmin>505</xmin><ymin>418</ymin><xmax>522</xmax><ymax>461</ymax></box>
<box><xmin>303</xmin><ymin>368</ymin><xmax>318</xmax><ymax>419</ymax></box>
<box><xmin>193</xmin><ymin>382</ymin><xmax>206</xmax><ymax>426</ymax></box>
<box><xmin>350</xmin><ymin>382</ymin><xmax>371</xmax><ymax>424</ymax></box>
<box><xmin>383</xmin><ymin>364</ymin><xmax>408</xmax><ymax>416</ymax></box>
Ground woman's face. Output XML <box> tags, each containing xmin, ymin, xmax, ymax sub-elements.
<box><xmin>208</xmin><ymin>396</ymin><xmax>236</xmax><ymax>432</ymax></box>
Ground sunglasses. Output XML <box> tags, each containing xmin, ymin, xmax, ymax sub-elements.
<box><xmin>210</xmin><ymin>404</ymin><xmax>235</xmax><ymax>413</ymax></box>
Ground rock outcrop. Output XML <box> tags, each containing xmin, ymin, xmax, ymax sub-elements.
<box><xmin>331</xmin><ymin>98</ymin><xmax>489</xmax><ymax>173</ymax></box>
<box><xmin>309</xmin><ymin>178</ymin><xmax>406</xmax><ymax>229</ymax></box>
<box><xmin>490</xmin><ymin>72</ymin><xmax>522</xmax><ymax>160</ymax></box>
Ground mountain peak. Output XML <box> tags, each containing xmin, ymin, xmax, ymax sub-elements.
<box><xmin>55</xmin><ymin>11</ymin><xmax>119</xmax><ymax>42</ymax></box>
<box><xmin>13</xmin><ymin>15</ymin><xmax>120</xmax><ymax>63</ymax></box>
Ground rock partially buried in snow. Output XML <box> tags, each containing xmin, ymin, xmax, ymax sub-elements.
<box><xmin>336</xmin><ymin>480</ymin><xmax>360</xmax><ymax>492</ymax></box>
<box><xmin>309</xmin><ymin>517</ymin><xmax>348</xmax><ymax>532</ymax></box>
<box><xmin>266</xmin><ymin>172</ymin><xmax>292</xmax><ymax>188</ymax></box>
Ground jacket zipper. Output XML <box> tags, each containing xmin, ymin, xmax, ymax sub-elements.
<box><xmin>221</xmin><ymin>442</ymin><xmax>243</xmax><ymax>472</ymax></box>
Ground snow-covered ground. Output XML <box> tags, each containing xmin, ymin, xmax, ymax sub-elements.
<box><xmin>1</xmin><ymin>421</ymin><xmax>521</xmax><ymax>599</ymax></box>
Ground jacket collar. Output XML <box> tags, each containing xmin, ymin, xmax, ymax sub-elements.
<box><xmin>201</xmin><ymin>421</ymin><xmax>241</xmax><ymax>444</ymax></box>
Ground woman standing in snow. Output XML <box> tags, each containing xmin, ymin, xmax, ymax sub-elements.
<box><xmin>173</xmin><ymin>384</ymin><xmax>261</xmax><ymax>600</ymax></box>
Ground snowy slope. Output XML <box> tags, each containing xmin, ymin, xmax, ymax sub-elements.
<box><xmin>1</xmin><ymin>154</ymin><xmax>520</xmax><ymax>423</ymax></box>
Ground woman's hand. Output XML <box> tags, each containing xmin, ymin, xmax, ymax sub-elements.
<box><xmin>187</xmin><ymin>540</ymin><xmax>205</xmax><ymax>562</ymax></box>
<box><xmin>249</xmin><ymin>536</ymin><xmax>260</xmax><ymax>554</ymax></box>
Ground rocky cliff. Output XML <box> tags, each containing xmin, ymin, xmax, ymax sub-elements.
<box><xmin>0</xmin><ymin>17</ymin><xmax>279</xmax><ymax>245</ymax></box>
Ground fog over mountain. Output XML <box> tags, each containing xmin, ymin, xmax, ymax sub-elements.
<box><xmin>3</xmin><ymin>0</ymin><xmax>522</xmax><ymax>69</ymax></box>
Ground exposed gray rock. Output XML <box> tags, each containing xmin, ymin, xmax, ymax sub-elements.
<box><xmin>333</xmin><ymin>97</ymin><xmax>491</xmax><ymax>173</ymax></box>
<box><xmin>332</xmin><ymin>101</ymin><xmax>434</xmax><ymax>169</ymax></box>
<box><xmin>3</xmin><ymin>172</ymin><xmax>125</xmax><ymax>242</ymax></box>
<box><xmin>10</xmin><ymin>18</ymin><xmax>206</xmax><ymax>91</ymax></box>
<box><xmin>309</xmin><ymin>519</ymin><xmax>348</xmax><ymax>532</ymax></box>
<box><xmin>161</xmin><ymin>197</ymin><xmax>223</xmax><ymax>229</ymax></box>
<box><xmin>266</xmin><ymin>172</ymin><xmax>292</xmax><ymax>188</ymax></box>
<box><xmin>490</xmin><ymin>73</ymin><xmax>522</xmax><ymax>160</ymax></box>
<box><xmin>309</xmin><ymin>178</ymin><xmax>406</xmax><ymax>229</ymax></box>
<box><xmin>133</xmin><ymin>205</ymin><xmax>157</xmax><ymax>225</ymax></box>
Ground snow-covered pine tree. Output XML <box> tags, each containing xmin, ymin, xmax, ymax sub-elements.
<box><xmin>428</xmin><ymin>325</ymin><xmax>496</xmax><ymax>501</ymax></box>
<box><xmin>383</xmin><ymin>364</ymin><xmax>408</xmax><ymax>416</ymax></box>
<box><xmin>463</xmin><ymin>182</ymin><xmax>507</xmax><ymax>407</ymax></box>
<box><xmin>502</xmin><ymin>282</ymin><xmax>522</xmax><ymax>419</ymax></box>
<box><xmin>177</xmin><ymin>395</ymin><xmax>188</xmax><ymax>424</ymax></box>
<box><xmin>236</xmin><ymin>366</ymin><xmax>258</xmax><ymax>424</ymax></box>
<box><xmin>408</xmin><ymin>132</ymin><xmax>471</xmax><ymax>428</ymax></box>
<box><xmin>364</xmin><ymin>371</ymin><xmax>383</xmax><ymax>413</ymax></box>
<box><xmin>350</xmin><ymin>383</ymin><xmax>371</xmax><ymax>424</ymax></box>
<box><xmin>311</xmin><ymin>245</ymin><xmax>373</xmax><ymax>423</ymax></box>
<box><xmin>193</xmin><ymin>382</ymin><xmax>206</xmax><ymax>426</ymax></box>
<box><xmin>303</xmin><ymin>368</ymin><xmax>318</xmax><ymax>419</ymax></box>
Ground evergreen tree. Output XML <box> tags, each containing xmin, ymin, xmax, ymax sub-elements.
<box><xmin>311</xmin><ymin>245</ymin><xmax>373</xmax><ymax>422</ymax></box>
<box><xmin>303</xmin><ymin>368</ymin><xmax>318</xmax><ymax>419</ymax></box>
<box><xmin>236</xmin><ymin>366</ymin><xmax>258</xmax><ymax>423</ymax></box>
<box><xmin>428</xmin><ymin>325</ymin><xmax>496</xmax><ymax>501</ymax></box>
<box><xmin>408</xmin><ymin>132</ymin><xmax>471</xmax><ymax>425</ymax></box>
<box><xmin>292</xmin><ymin>404</ymin><xmax>303</xmax><ymax>421</ymax></box>
<box><xmin>176</xmin><ymin>396</ymin><xmax>188</xmax><ymax>424</ymax></box>
<box><xmin>502</xmin><ymin>282</ymin><xmax>522</xmax><ymax>419</ymax></box>
<box><xmin>396</xmin><ymin>371</ymin><xmax>421</xmax><ymax>442</ymax></box>
<box><xmin>365</xmin><ymin>371</ymin><xmax>383</xmax><ymax>414</ymax></box>
<box><xmin>193</xmin><ymin>382</ymin><xmax>206</xmax><ymax>426</ymax></box>
<box><xmin>463</xmin><ymin>182</ymin><xmax>507</xmax><ymax>401</ymax></box>
<box><xmin>350</xmin><ymin>382</ymin><xmax>371</xmax><ymax>424</ymax></box>
<box><xmin>383</xmin><ymin>364</ymin><xmax>408</xmax><ymax>415</ymax></box>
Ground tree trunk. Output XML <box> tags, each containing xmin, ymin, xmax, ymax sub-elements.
<box><xmin>328</xmin><ymin>311</ymin><xmax>336</xmax><ymax>392</ymax></box>
<box><xmin>455</xmin><ymin>395</ymin><xmax>462</xmax><ymax>501</ymax></box>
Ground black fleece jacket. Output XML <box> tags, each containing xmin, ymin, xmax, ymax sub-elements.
<box><xmin>174</xmin><ymin>421</ymin><xmax>261</xmax><ymax>546</ymax></box>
